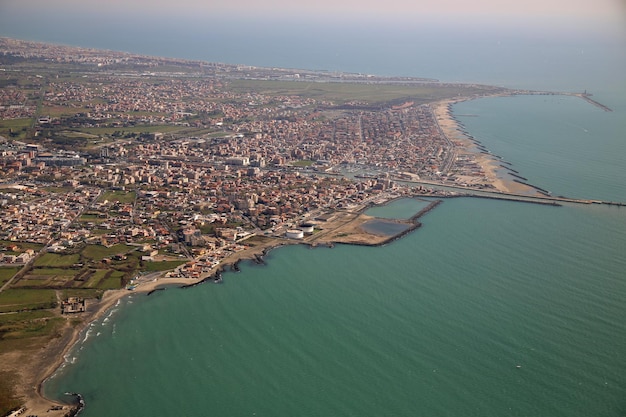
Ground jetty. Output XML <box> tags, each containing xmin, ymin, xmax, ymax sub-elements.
<box><xmin>573</xmin><ymin>92</ymin><xmax>613</xmax><ymax>112</ymax></box>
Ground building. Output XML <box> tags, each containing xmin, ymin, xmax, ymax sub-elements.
<box><xmin>62</xmin><ymin>297</ymin><xmax>86</xmax><ymax>314</ymax></box>
<box><xmin>226</xmin><ymin>156</ymin><xmax>250</xmax><ymax>166</ymax></box>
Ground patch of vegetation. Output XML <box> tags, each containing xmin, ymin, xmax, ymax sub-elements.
<box><xmin>81</xmin><ymin>244</ymin><xmax>134</xmax><ymax>261</ymax></box>
<box><xmin>142</xmin><ymin>260</ymin><xmax>186</xmax><ymax>272</ymax></box>
<box><xmin>0</xmin><ymin>289</ymin><xmax>57</xmax><ymax>313</ymax></box>
<box><xmin>0</xmin><ymin>316</ymin><xmax>63</xmax><ymax>340</ymax></box>
<box><xmin>0</xmin><ymin>311</ymin><xmax>55</xmax><ymax>332</ymax></box>
<box><xmin>0</xmin><ymin>241</ymin><xmax>44</xmax><ymax>252</ymax></box>
<box><xmin>291</xmin><ymin>160</ymin><xmax>314</xmax><ymax>167</ymax></box>
<box><xmin>79</xmin><ymin>213</ymin><xmax>107</xmax><ymax>223</ymax></box>
<box><xmin>11</xmin><ymin>278</ymin><xmax>50</xmax><ymax>288</ymax></box>
<box><xmin>0</xmin><ymin>118</ymin><xmax>32</xmax><ymax>140</ymax></box>
<box><xmin>98</xmin><ymin>190</ymin><xmax>136</xmax><ymax>204</ymax></box>
<box><xmin>84</xmin><ymin>269</ymin><xmax>109</xmax><ymax>288</ymax></box>
<box><xmin>60</xmin><ymin>288</ymin><xmax>103</xmax><ymax>300</ymax></box>
<box><xmin>30</xmin><ymin>267</ymin><xmax>77</xmax><ymax>275</ymax></box>
<box><xmin>98</xmin><ymin>271</ymin><xmax>124</xmax><ymax>289</ymax></box>
<box><xmin>0</xmin><ymin>370</ymin><xmax>22</xmax><ymax>417</ymax></box>
<box><xmin>228</xmin><ymin>79</ymin><xmax>506</xmax><ymax>105</ymax></box>
<box><xmin>0</xmin><ymin>267</ymin><xmax>19</xmax><ymax>287</ymax></box>
<box><xmin>33</xmin><ymin>253</ymin><xmax>80</xmax><ymax>268</ymax></box>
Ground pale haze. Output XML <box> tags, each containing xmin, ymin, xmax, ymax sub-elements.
<box><xmin>1</xmin><ymin>0</ymin><xmax>624</xmax><ymax>24</ymax></box>
<box><xmin>0</xmin><ymin>0</ymin><xmax>624</xmax><ymax>80</ymax></box>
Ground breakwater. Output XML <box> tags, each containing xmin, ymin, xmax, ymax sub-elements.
<box><xmin>146</xmin><ymin>287</ymin><xmax>165</xmax><ymax>296</ymax></box>
<box><xmin>356</xmin><ymin>199</ymin><xmax>442</xmax><ymax>247</ymax></box>
<box><xmin>409</xmin><ymin>199</ymin><xmax>442</xmax><ymax>222</ymax></box>
<box><xmin>63</xmin><ymin>392</ymin><xmax>84</xmax><ymax>416</ymax></box>
<box><xmin>578</xmin><ymin>93</ymin><xmax>613</xmax><ymax>112</ymax></box>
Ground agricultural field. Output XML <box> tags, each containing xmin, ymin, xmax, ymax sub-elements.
<box><xmin>0</xmin><ymin>289</ymin><xmax>57</xmax><ymax>313</ymax></box>
<box><xmin>0</xmin><ymin>267</ymin><xmax>19</xmax><ymax>287</ymax></box>
<box><xmin>33</xmin><ymin>253</ymin><xmax>80</xmax><ymax>268</ymax></box>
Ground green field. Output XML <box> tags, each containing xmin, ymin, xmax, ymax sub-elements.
<box><xmin>0</xmin><ymin>289</ymin><xmax>57</xmax><ymax>313</ymax></box>
<box><xmin>143</xmin><ymin>260</ymin><xmax>187</xmax><ymax>272</ymax></box>
<box><xmin>74</xmin><ymin>124</ymin><xmax>184</xmax><ymax>136</ymax></box>
<box><xmin>228</xmin><ymin>79</ymin><xmax>506</xmax><ymax>105</ymax></box>
<box><xmin>0</xmin><ymin>267</ymin><xmax>19</xmax><ymax>287</ymax></box>
<box><xmin>81</xmin><ymin>244</ymin><xmax>134</xmax><ymax>261</ymax></box>
<box><xmin>60</xmin><ymin>288</ymin><xmax>104</xmax><ymax>300</ymax></box>
<box><xmin>85</xmin><ymin>269</ymin><xmax>110</xmax><ymax>288</ymax></box>
<box><xmin>0</xmin><ymin>118</ymin><xmax>33</xmax><ymax>140</ymax></box>
<box><xmin>98</xmin><ymin>190</ymin><xmax>136</xmax><ymax>204</ymax></box>
<box><xmin>33</xmin><ymin>253</ymin><xmax>80</xmax><ymax>268</ymax></box>
<box><xmin>98</xmin><ymin>270</ymin><xmax>124</xmax><ymax>289</ymax></box>
<box><xmin>291</xmin><ymin>160</ymin><xmax>315</xmax><ymax>167</ymax></box>
<box><xmin>79</xmin><ymin>213</ymin><xmax>107</xmax><ymax>224</ymax></box>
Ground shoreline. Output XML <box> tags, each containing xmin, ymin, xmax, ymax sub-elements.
<box><xmin>431</xmin><ymin>96</ymin><xmax>542</xmax><ymax>196</ymax></box>
<box><xmin>19</xmin><ymin>92</ymin><xmax>545</xmax><ymax>416</ymax></box>
<box><xmin>25</xmin><ymin>243</ymin><xmax>292</xmax><ymax>416</ymax></box>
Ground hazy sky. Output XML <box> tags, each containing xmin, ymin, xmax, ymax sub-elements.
<box><xmin>1</xmin><ymin>0</ymin><xmax>624</xmax><ymax>24</ymax></box>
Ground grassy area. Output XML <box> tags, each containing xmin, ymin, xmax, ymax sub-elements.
<box><xmin>74</xmin><ymin>124</ymin><xmax>184</xmax><ymax>136</ymax></box>
<box><xmin>33</xmin><ymin>253</ymin><xmax>80</xmax><ymax>268</ymax></box>
<box><xmin>0</xmin><ymin>241</ymin><xmax>44</xmax><ymax>252</ymax></box>
<box><xmin>0</xmin><ymin>314</ymin><xmax>63</xmax><ymax>341</ymax></box>
<box><xmin>0</xmin><ymin>370</ymin><xmax>21</xmax><ymax>416</ymax></box>
<box><xmin>0</xmin><ymin>289</ymin><xmax>57</xmax><ymax>313</ymax></box>
<box><xmin>81</xmin><ymin>244</ymin><xmax>134</xmax><ymax>261</ymax></box>
<box><xmin>11</xmin><ymin>278</ymin><xmax>50</xmax><ymax>288</ymax></box>
<box><xmin>291</xmin><ymin>160</ymin><xmax>315</xmax><ymax>167</ymax></box>
<box><xmin>0</xmin><ymin>118</ymin><xmax>33</xmax><ymax>140</ymax></box>
<box><xmin>98</xmin><ymin>190</ymin><xmax>136</xmax><ymax>204</ymax></box>
<box><xmin>0</xmin><ymin>267</ymin><xmax>19</xmax><ymax>287</ymax></box>
<box><xmin>29</xmin><ymin>268</ymin><xmax>77</xmax><ymax>279</ymax></box>
<box><xmin>98</xmin><ymin>271</ymin><xmax>124</xmax><ymax>289</ymax></box>
<box><xmin>228</xmin><ymin>79</ymin><xmax>506</xmax><ymax>105</ymax></box>
<box><xmin>41</xmin><ymin>105</ymin><xmax>91</xmax><ymax>117</ymax></box>
<box><xmin>0</xmin><ymin>118</ymin><xmax>32</xmax><ymax>130</ymax></box>
<box><xmin>60</xmin><ymin>288</ymin><xmax>103</xmax><ymax>300</ymax></box>
<box><xmin>142</xmin><ymin>260</ymin><xmax>186</xmax><ymax>272</ymax></box>
<box><xmin>78</xmin><ymin>213</ymin><xmax>107</xmax><ymax>224</ymax></box>
<box><xmin>85</xmin><ymin>269</ymin><xmax>110</xmax><ymax>288</ymax></box>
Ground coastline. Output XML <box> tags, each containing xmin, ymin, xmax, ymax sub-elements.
<box><xmin>15</xmin><ymin>92</ymin><xmax>552</xmax><ymax>416</ymax></box>
<box><xmin>27</xmin><ymin>200</ymin><xmax>432</xmax><ymax>414</ymax></box>
<box><xmin>431</xmin><ymin>97</ymin><xmax>541</xmax><ymax>196</ymax></box>
<box><xmin>23</xmin><ymin>241</ymin><xmax>290</xmax><ymax>416</ymax></box>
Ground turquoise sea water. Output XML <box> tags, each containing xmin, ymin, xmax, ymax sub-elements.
<box><xmin>44</xmin><ymin>199</ymin><xmax>626</xmax><ymax>417</ymax></box>
<box><xmin>38</xmin><ymin>27</ymin><xmax>626</xmax><ymax>417</ymax></box>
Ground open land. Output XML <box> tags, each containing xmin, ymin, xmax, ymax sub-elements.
<box><xmin>0</xmin><ymin>37</ymin><xmax>616</xmax><ymax>417</ymax></box>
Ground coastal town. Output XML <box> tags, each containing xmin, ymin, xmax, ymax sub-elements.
<box><xmin>0</xmin><ymin>37</ymin><xmax>559</xmax><ymax>416</ymax></box>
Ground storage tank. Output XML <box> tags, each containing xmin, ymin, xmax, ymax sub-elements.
<box><xmin>299</xmin><ymin>223</ymin><xmax>315</xmax><ymax>234</ymax></box>
<box><xmin>285</xmin><ymin>229</ymin><xmax>304</xmax><ymax>239</ymax></box>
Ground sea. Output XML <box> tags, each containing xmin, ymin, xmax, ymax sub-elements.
<box><xmin>14</xmin><ymin>21</ymin><xmax>624</xmax><ymax>417</ymax></box>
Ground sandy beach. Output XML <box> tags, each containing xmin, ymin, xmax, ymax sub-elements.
<box><xmin>432</xmin><ymin>98</ymin><xmax>540</xmax><ymax>196</ymax></box>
